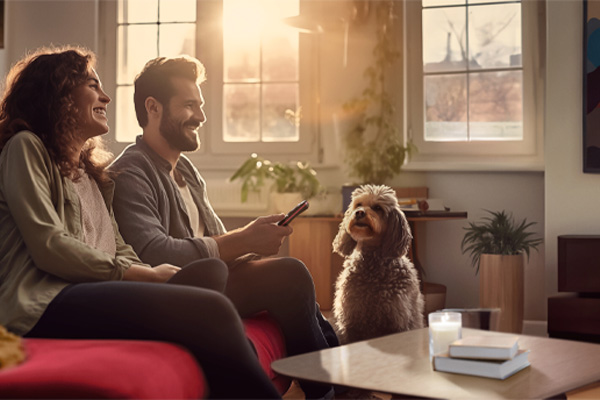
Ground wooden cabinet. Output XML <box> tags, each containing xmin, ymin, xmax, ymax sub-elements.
<box><xmin>548</xmin><ymin>235</ymin><xmax>600</xmax><ymax>343</ymax></box>
<box><xmin>288</xmin><ymin>218</ymin><xmax>344</xmax><ymax>310</ymax></box>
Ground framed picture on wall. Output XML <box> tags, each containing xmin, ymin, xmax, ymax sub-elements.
<box><xmin>584</xmin><ymin>0</ymin><xmax>600</xmax><ymax>172</ymax></box>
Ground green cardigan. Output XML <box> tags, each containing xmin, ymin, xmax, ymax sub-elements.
<box><xmin>0</xmin><ymin>131</ymin><xmax>146</xmax><ymax>335</ymax></box>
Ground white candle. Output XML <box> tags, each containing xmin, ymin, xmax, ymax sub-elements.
<box><xmin>428</xmin><ymin>312</ymin><xmax>462</xmax><ymax>359</ymax></box>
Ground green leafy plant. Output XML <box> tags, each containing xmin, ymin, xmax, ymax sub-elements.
<box><xmin>230</xmin><ymin>153</ymin><xmax>323</xmax><ymax>202</ymax></box>
<box><xmin>342</xmin><ymin>1</ymin><xmax>416</xmax><ymax>184</ymax></box>
<box><xmin>461</xmin><ymin>210</ymin><xmax>543</xmax><ymax>274</ymax></box>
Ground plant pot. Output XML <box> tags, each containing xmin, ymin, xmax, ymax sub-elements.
<box><xmin>479</xmin><ymin>254</ymin><xmax>524</xmax><ymax>333</ymax></box>
<box><xmin>305</xmin><ymin>192</ymin><xmax>342</xmax><ymax>216</ymax></box>
<box><xmin>270</xmin><ymin>192</ymin><xmax>303</xmax><ymax>214</ymax></box>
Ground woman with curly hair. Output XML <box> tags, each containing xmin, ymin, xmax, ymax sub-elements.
<box><xmin>0</xmin><ymin>46</ymin><xmax>284</xmax><ymax>399</ymax></box>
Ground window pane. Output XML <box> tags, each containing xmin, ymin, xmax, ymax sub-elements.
<box><xmin>159</xmin><ymin>23</ymin><xmax>196</xmax><ymax>57</ymax></box>
<box><xmin>423</xmin><ymin>7</ymin><xmax>467</xmax><ymax>73</ymax></box>
<box><xmin>115</xmin><ymin>86</ymin><xmax>139</xmax><ymax>142</ymax></box>
<box><xmin>469</xmin><ymin>3</ymin><xmax>522</xmax><ymax>69</ymax></box>
<box><xmin>223</xmin><ymin>36</ymin><xmax>260</xmax><ymax>82</ymax></box>
<box><xmin>223</xmin><ymin>0</ymin><xmax>261</xmax><ymax>82</ymax></box>
<box><xmin>263</xmin><ymin>28</ymin><xmax>298</xmax><ymax>81</ymax></box>
<box><xmin>262</xmin><ymin>83</ymin><xmax>298</xmax><ymax>142</ymax></box>
<box><xmin>117</xmin><ymin>25</ymin><xmax>158</xmax><ymax>85</ymax></box>
<box><xmin>469</xmin><ymin>71</ymin><xmax>523</xmax><ymax>140</ymax></box>
<box><xmin>159</xmin><ymin>0</ymin><xmax>196</xmax><ymax>23</ymax></box>
<box><xmin>118</xmin><ymin>0</ymin><xmax>158</xmax><ymax>23</ymax></box>
<box><xmin>424</xmin><ymin>74</ymin><xmax>467</xmax><ymax>141</ymax></box>
<box><xmin>423</xmin><ymin>0</ymin><xmax>465</xmax><ymax>7</ymax></box>
<box><xmin>261</xmin><ymin>0</ymin><xmax>298</xmax><ymax>81</ymax></box>
<box><xmin>224</xmin><ymin>84</ymin><xmax>260</xmax><ymax>142</ymax></box>
<box><xmin>221</xmin><ymin>0</ymin><xmax>300</xmax><ymax>146</ymax></box>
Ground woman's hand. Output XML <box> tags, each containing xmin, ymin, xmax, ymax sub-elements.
<box><xmin>123</xmin><ymin>263</ymin><xmax>181</xmax><ymax>283</ymax></box>
<box><xmin>152</xmin><ymin>264</ymin><xmax>182</xmax><ymax>282</ymax></box>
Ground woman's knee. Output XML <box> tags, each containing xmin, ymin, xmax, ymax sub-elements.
<box><xmin>198</xmin><ymin>258</ymin><xmax>229</xmax><ymax>281</ymax></box>
<box><xmin>165</xmin><ymin>289</ymin><xmax>249</xmax><ymax>349</ymax></box>
<box><xmin>169</xmin><ymin>258</ymin><xmax>229</xmax><ymax>292</ymax></box>
<box><xmin>193</xmin><ymin>289</ymin><xmax>239</xmax><ymax>321</ymax></box>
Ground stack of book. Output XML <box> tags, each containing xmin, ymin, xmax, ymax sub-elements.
<box><xmin>433</xmin><ymin>335</ymin><xmax>531</xmax><ymax>380</ymax></box>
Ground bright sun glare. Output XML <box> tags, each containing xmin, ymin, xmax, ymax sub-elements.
<box><xmin>223</xmin><ymin>0</ymin><xmax>298</xmax><ymax>39</ymax></box>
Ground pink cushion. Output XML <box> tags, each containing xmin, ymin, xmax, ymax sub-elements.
<box><xmin>0</xmin><ymin>314</ymin><xmax>289</xmax><ymax>399</ymax></box>
<box><xmin>243</xmin><ymin>312</ymin><xmax>291</xmax><ymax>394</ymax></box>
<box><xmin>0</xmin><ymin>339</ymin><xmax>205</xmax><ymax>399</ymax></box>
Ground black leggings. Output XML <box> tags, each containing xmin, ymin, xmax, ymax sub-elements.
<box><xmin>26</xmin><ymin>258</ymin><xmax>331</xmax><ymax>399</ymax></box>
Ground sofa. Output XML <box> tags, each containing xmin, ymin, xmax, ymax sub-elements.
<box><xmin>0</xmin><ymin>312</ymin><xmax>290</xmax><ymax>399</ymax></box>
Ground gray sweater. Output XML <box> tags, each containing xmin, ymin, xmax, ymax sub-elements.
<box><xmin>109</xmin><ymin>136</ymin><xmax>226</xmax><ymax>267</ymax></box>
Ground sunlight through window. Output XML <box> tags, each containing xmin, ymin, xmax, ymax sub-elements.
<box><xmin>222</xmin><ymin>0</ymin><xmax>300</xmax><ymax>143</ymax></box>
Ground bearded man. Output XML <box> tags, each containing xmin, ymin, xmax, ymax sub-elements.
<box><xmin>109</xmin><ymin>56</ymin><xmax>337</xmax><ymax>400</ymax></box>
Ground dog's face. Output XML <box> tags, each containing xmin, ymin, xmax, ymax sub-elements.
<box><xmin>346</xmin><ymin>190</ymin><xmax>389</xmax><ymax>247</ymax></box>
<box><xmin>333</xmin><ymin>185</ymin><xmax>412</xmax><ymax>258</ymax></box>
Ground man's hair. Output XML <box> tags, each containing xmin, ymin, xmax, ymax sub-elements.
<box><xmin>0</xmin><ymin>45</ymin><xmax>111</xmax><ymax>184</ymax></box>
<box><xmin>134</xmin><ymin>55</ymin><xmax>206</xmax><ymax>128</ymax></box>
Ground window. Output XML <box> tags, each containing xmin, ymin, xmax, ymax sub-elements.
<box><xmin>405</xmin><ymin>0</ymin><xmax>545</xmax><ymax>169</ymax></box>
<box><xmin>222</xmin><ymin>0</ymin><xmax>299</xmax><ymax>144</ymax></box>
<box><xmin>115</xmin><ymin>0</ymin><xmax>197</xmax><ymax>142</ymax></box>
<box><xmin>109</xmin><ymin>0</ymin><xmax>314</xmax><ymax>159</ymax></box>
<box><xmin>202</xmin><ymin>0</ymin><xmax>314</xmax><ymax>156</ymax></box>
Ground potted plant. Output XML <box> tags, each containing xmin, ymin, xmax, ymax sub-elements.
<box><xmin>340</xmin><ymin>1</ymin><xmax>416</xmax><ymax>209</ymax></box>
<box><xmin>461</xmin><ymin>210</ymin><xmax>543</xmax><ymax>333</ymax></box>
<box><xmin>229</xmin><ymin>153</ymin><xmax>326</xmax><ymax>213</ymax></box>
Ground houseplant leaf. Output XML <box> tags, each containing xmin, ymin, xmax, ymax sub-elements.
<box><xmin>461</xmin><ymin>209</ymin><xmax>543</xmax><ymax>274</ymax></box>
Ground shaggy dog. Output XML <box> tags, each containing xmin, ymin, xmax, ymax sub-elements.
<box><xmin>332</xmin><ymin>185</ymin><xmax>424</xmax><ymax>344</ymax></box>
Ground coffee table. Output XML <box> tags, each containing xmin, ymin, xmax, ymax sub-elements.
<box><xmin>272</xmin><ymin>328</ymin><xmax>600</xmax><ymax>399</ymax></box>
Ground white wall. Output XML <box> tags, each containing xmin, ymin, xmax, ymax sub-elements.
<box><xmin>419</xmin><ymin>172</ymin><xmax>545</xmax><ymax>320</ymax></box>
<box><xmin>545</xmin><ymin>1</ymin><xmax>600</xmax><ymax>301</ymax></box>
<box><xmin>0</xmin><ymin>0</ymin><xmax>553</xmax><ymax>330</ymax></box>
<box><xmin>4</xmin><ymin>0</ymin><xmax>99</xmax><ymax>71</ymax></box>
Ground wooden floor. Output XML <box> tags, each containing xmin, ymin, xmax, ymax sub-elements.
<box><xmin>281</xmin><ymin>380</ymin><xmax>305</xmax><ymax>399</ymax></box>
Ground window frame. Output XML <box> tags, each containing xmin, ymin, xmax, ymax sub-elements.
<box><xmin>404</xmin><ymin>0</ymin><xmax>545</xmax><ymax>171</ymax></box>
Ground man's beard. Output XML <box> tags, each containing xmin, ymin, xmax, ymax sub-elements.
<box><xmin>159</xmin><ymin>108</ymin><xmax>200</xmax><ymax>152</ymax></box>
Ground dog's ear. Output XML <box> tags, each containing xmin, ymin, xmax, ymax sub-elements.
<box><xmin>381</xmin><ymin>207</ymin><xmax>413</xmax><ymax>259</ymax></box>
<box><xmin>332</xmin><ymin>220</ymin><xmax>356</xmax><ymax>256</ymax></box>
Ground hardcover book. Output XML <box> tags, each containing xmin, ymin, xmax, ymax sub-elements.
<box><xmin>449</xmin><ymin>335</ymin><xmax>519</xmax><ymax>360</ymax></box>
<box><xmin>433</xmin><ymin>349</ymin><xmax>530</xmax><ymax>380</ymax></box>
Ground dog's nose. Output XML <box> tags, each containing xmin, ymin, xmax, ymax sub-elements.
<box><xmin>355</xmin><ymin>209</ymin><xmax>365</xmax><ymax>220</ymax></box>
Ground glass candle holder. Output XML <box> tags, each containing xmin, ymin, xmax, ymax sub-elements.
<box><xmin>428</xmin><ymin>311</ymin><xmax>462</xmax><ymax>360</ymax></box>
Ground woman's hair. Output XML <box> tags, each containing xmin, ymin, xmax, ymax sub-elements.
<box><xmin>134</xmin><ymin>55</ymin><xmax>206</xmax><ymax>128</ymax></box>
<box><xmin>0</xmin><ymin>46</ymin><xmax>112</xmax><ymax>185</ymax></box>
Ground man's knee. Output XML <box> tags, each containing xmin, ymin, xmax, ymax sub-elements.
<box><xmin>275</xmin><ymin>257</ymin><xmax>314</xmax><ymax>291</ymax></box>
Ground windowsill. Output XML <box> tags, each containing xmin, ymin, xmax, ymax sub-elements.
<box><xmin>403</xmin><ymin>157</ymin><xmax>545</xmax><ymax>173</ymax></box>
<box><xmin>184</xmin><ymin>150</ymin><xmax>341</xmax><ymax>172</ymax></box>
